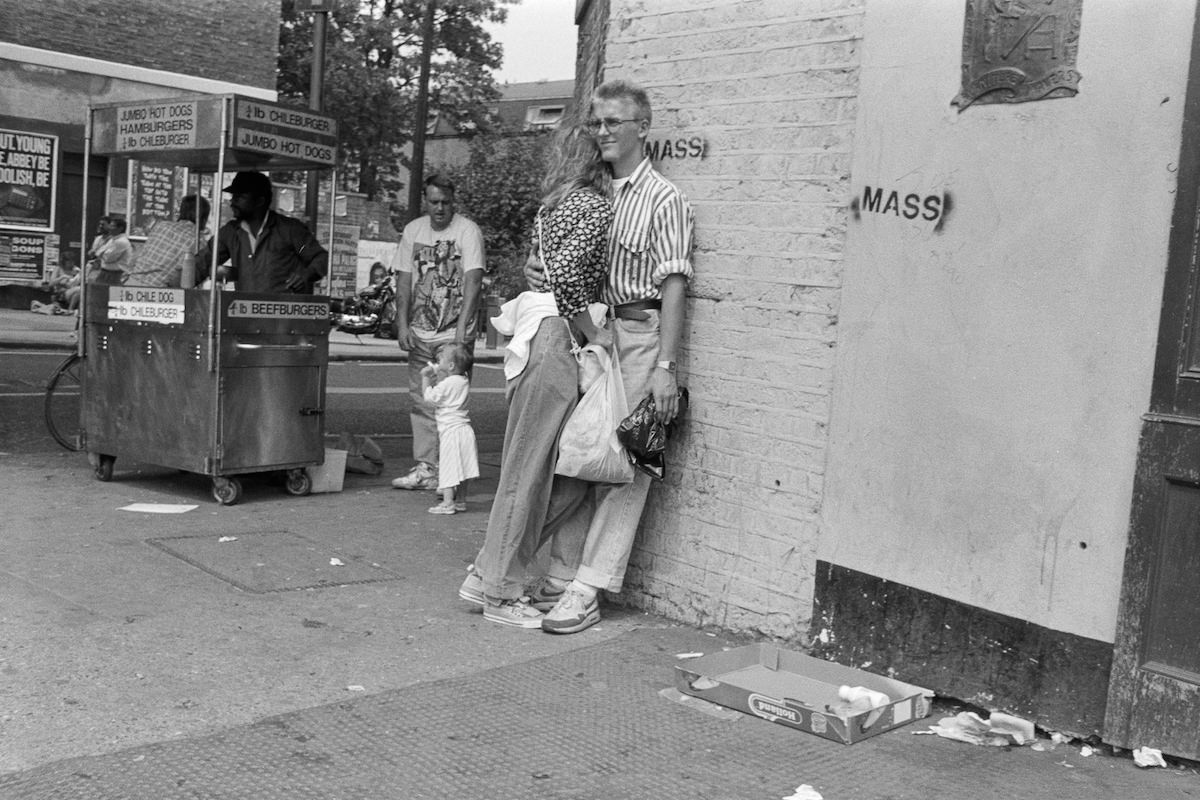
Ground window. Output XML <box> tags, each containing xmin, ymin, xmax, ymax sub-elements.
<box><xmin>524</xmin><ymin>105</ymin><xmax>565</xmax><ymax>130</ymax></box>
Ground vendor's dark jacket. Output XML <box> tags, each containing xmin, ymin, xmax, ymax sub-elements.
<box><xmin>197</xmin><ymin>211</ymin><xmax>328</xmax><ymax>294</ymax></box>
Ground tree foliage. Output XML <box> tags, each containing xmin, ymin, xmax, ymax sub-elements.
<box><xmin>278</xmin><ymin>0</ymin><xmax>511</xmax><ymax>199</ymax></box>
<box><xmin>441</xmin><ymin>130</ymin><xmax>551</xmax><ymax>299</ymax></box>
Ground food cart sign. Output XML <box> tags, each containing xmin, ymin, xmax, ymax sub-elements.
<box><xmin>227</xmin><ymin>298</ymin><xmax>330</xmax><ymax>320</ymax></box>
<box><xmin>107</xmin><ymin>287</ymin><xmax>186</xmax><ymax>325</ymax></box>
<box><xmin>115</xmin><ymin>101</ymin><xmax>199</xmax><ymax>152</ymax></box>
<box><xmin>230</xmin><ymin>98</ymin><xmax>338</xmax><ymax>167</ymax></box>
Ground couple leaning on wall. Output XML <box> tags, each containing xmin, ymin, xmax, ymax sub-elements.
<box><xmin>441</xmin><ymin>79</ymin><xmax>696</xmax><ymax>635</ymax></box>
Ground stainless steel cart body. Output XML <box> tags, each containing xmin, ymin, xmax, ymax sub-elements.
<box><xmin>83</xmin><ymin>288</ymin><xmax>329</xmax><ymax>474</ymax></box>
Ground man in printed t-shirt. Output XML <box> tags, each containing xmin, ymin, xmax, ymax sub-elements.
<box><xmin>390</xmin><ymin>174</ymin><xmax>485</xmax><ymax>491</ymax></box>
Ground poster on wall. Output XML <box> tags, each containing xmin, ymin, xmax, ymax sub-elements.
<box><xmin>128</xmin><ymin>161</ymin><xmax>188</xmax><ymax>239</ymax></box>
<box><xmin>0</xmin><ymin>129</ymin><xmax>58</xmax><ymax>231</ymax></box>
<box><xmin>357</xmin><ymin>239</ymin><xmax>398</xmax><ymax>291</ymax></box>
<box><xmin>0</xmin><ymin>232</ymin><xmax>48</xmax><ymax>283</ymax></box>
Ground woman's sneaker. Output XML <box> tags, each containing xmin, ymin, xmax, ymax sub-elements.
<box><xmin>483</xmin><ymin>597</ymin><xmax>545</xmax><ymax>629</ymax></box>
<box><xmin>458</xmin><ymin>566</ymin><xmax>485</xmax><ymax>607</ymax></box>
<box><xmin>542</xmin><ymin>587</ymin><xmax>600</xmax><ymax>634</ymax></box>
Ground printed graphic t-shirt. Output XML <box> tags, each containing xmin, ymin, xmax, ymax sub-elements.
<box><xmin>392</xmin><ymin>214</ymin><xmax>486</xmax><ymax>342</ymax></box>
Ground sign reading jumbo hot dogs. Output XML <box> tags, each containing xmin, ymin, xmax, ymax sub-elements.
<box><xmin>230</xmin><ymin>98</ymin><xmax>338</xmax><ymax>166</ymax></box>
<box><xmin>116</xmin><ymin>101</ymin><xmax>198</xmax><ymax>152</ymax></box>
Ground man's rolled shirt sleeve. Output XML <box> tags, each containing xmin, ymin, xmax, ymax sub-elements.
<box><xmin>460</xmin><ymin>221</ymin><xmax>486</xmax><ymax>273</ymax></box>
<box><xmin>651</xmin><ymin>192</ymin><xmax>696</xmax><ymax>285</ymax></box>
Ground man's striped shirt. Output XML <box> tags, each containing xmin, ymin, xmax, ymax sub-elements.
<box><xmin>603</xmin><ymin>158</ymin><xmax>695</xmax><ymax>306</ymax></box>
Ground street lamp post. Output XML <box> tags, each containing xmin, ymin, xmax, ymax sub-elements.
<box><xmin>300</xmin><ymin>0</ymin><xmax>332</xmax><ymax>233</ymax></box>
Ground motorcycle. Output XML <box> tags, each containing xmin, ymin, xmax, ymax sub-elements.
<box><xmin>333</xmin><ymin>271</ymin><xmax>398</xmax><ymax>339</ymax></box>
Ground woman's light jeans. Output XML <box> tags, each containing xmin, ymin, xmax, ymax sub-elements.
<box><xmin>475</xmin><ymin>317</ymin><xmax>589</xmax><ymax>600</ymax></box>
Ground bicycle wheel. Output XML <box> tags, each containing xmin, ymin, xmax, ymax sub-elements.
<box><xmin>45</xmin><ymin>353</ymin><xmax>83</xmax><ymax>452</ymax></box>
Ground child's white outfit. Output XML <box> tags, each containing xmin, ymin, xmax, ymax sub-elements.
<box><xmin>423</xmin><ymin>373</ymin><xmax>479</xmax><ymax>491</ymax></box>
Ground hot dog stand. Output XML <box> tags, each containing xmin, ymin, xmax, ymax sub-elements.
<box><xmin>78</xmin><ymin>94</ymin><xmax>339</xmax><ymax>505</ymax></box>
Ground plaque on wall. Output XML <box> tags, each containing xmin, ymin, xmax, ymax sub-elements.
<box><xmin>953</xmin><ymin>0</ymin><xmax>1082</xmax><ymax>110</ymax></box>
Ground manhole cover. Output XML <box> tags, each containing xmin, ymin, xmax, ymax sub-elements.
<box><xmin>147</xmin><ymin>530</ymin><xmax>401</xmax><ymax>593</ymax></box>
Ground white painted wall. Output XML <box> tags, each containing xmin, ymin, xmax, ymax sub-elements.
<box><xmin>821</xmin><ymin>0</ymin><xmax>1194</xmax><ymax>642</ymax></box>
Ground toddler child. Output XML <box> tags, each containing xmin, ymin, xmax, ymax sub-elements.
<box><xmin>421</xmin><ymin>343</ymin><xmax>479</xmax><ymax>514</ymax></box>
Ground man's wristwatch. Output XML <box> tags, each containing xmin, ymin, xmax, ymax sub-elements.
<box><xmin>656</xmin><ymin>360</ymin><xmax>676</xmax><ymax>373</ymax></box>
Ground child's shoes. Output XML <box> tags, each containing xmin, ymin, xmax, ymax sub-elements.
<box><xmin>428</xmin><ymin>502</ymin><xmax>457</xmax><ymax>515</ymax></box>
<box><xmin>454</xmin><ymin>501</ymin><xmax>467</xmax><ymax>512</ymax></box>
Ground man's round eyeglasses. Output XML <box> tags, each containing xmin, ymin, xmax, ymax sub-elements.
<box><xmin>585</xmin><ymin>117</ymin><xmax>642</xmax><ymax>134</ymax></box>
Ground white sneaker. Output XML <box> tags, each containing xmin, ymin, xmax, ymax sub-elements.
<box><xmin>391</xmin><ymin>463</ymin><xmax>438</xmax><ymax>490</ymax></box>
<box><xmin>483</xmin><ymin>597</ymin><xmax>545</xmax><ymax>629</ymax></box>
<box><xmin>542</xmin><ymin>587</ymin><xmax>600</xmax><ymax>634</ymax></box>
<box><xmin>458</xmin><ymin>566</ymin><xmax>485</xmax><ymax>607</ymax></box>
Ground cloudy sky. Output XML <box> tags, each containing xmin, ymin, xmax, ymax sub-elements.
<box><xmin>484</xmin><ymin>0</ymin><xmax>577</xmax><ymax>84</ymax></box>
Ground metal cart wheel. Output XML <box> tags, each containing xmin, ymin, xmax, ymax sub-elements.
<box><xmin>93</xmin><ymin>454</ymin><xmax>115</xmax><ymax>481</ymax></box>
<box><xmin>285</xmin><ymin>468</ymin><xmax>312</xmax><ymax>496</ymax></box>
<box><xmin>44</xmin><ymin>352</ymin><xmax>83</xmax><ymax>451</ymax></box>
<box><xmin>212</xmin><ymin>476</ymin><xmax>243</xmax><ymax>506</ymax></box>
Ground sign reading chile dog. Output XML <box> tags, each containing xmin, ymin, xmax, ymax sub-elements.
<box><xmin>107</xmin><ymin>287</ymin><xmax>186</xmax><ymax>325</ymax></box>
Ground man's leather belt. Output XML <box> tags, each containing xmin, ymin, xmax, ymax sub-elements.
<box><xmin>611</xmin><ymin>299</ymin><xmax>661</xmax><ymax>320</ymax></box>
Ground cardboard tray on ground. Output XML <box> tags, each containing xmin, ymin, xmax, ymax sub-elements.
<box><xmin>675</xmin><ymin>644</ymin><xmax>933</xmax><ymax>744</ymax></box>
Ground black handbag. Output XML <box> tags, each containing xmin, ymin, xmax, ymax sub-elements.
<box><xmin>615</xmin><ymin>387</ymin><xmax>689</xmax><ymax>481</ymax></box>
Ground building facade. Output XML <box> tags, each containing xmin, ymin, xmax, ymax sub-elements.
<box><xmin>0</xmin><ymin>0</ymin><xmax>278</xmax><ymax>304</ymax></box>
<box><xmin>575</xmin><ymin>0</ymin><xmax>1200</xmax><ymax>756</ymax></box>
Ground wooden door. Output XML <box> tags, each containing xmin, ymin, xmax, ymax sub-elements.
<box><xmin>1106</xmin><ymin>6</ymin><xmax>1200</xmax><ymax>759</ymax></box>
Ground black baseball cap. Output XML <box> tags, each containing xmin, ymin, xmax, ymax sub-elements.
<box><xmin>223</xmin><ymin>171</ymin><xmax>273</xmax><ymax>197</ymax></box>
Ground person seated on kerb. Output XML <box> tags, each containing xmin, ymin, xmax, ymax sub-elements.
<box><xmin>194</xmin><ymin>171</ymin><xmax>328</xmax><ymax>293</ymax></box>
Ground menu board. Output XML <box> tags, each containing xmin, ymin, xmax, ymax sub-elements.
<box><xmin>128</xmin><ymin>161</ymin><xmax>188</xmax><ymax>238</ymax></box>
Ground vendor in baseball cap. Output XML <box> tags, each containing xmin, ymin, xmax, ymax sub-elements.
<box><xmin>196</xmin><ymin>170</ymin><xmax>327</xmax><ymax>293</ymax></box>
<box><xmin>223</xmin><ymin>170</ymin><xmax>273</xmax><ymax>199</ymax></box>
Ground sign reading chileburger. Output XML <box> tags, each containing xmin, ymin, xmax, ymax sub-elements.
<box><xmin>230</xmin><ymin>98</ymin><xmax>338</xmax><ymax>167</ymax></box>
<box><xmin>115</xmin><ymin>101</ymin><xmax>198</xmax><ymax>152</ymax></box>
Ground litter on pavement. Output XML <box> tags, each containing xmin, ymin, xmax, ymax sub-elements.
<box><xmin>118</xmin><ymin>503</ymin><xmax>198</xmax><ymax>514</ymax></box>
<box><xmin>1133</xmin><ymin>746</ymin><xmax>1167</xmax><ymax>768</ymax></box>
<box><xmin>917</xmin><ymin>710</ymin><xmax>1036</xmax><ymax>746</ymax></box>
<box><xmin>782</xmin><ymin>785</ymin><xmax>823</xmax><ymax>800</ymax></box>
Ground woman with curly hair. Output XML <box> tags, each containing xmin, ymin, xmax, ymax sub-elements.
<box><xmin>460</xmin><ymin>121</ymin><xmax>614</xmax><ymax>627</ymax></box>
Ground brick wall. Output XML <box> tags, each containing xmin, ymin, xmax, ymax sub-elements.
<box><xmin>593</xmin><ymin>0</ymin><xmax>864</xmax><ymax>640</ymax></box>
<box><xmin>0</xmin><ymin>0</ymin><xmax>278</xmax><ymax>89</ymax></box>
<box><xmin>574</xmin><ymin>0</ymin><xmax>610</xmax><ymax>101</ymax></box>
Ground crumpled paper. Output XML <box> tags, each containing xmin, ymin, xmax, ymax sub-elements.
<box><xmin>920</xmin><ymin>711</ymin><xmax>1035</xmax><ymax>746</ymax></box>
<box><xmin>782</xmin><ymin>785</ymin><xmax>823</xmax><ymax>800</ymax></box>
<box><xmin>1133</xmin><ymin>746</ymin><xmax>1167</xmax><ymax>768</ymax></box>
